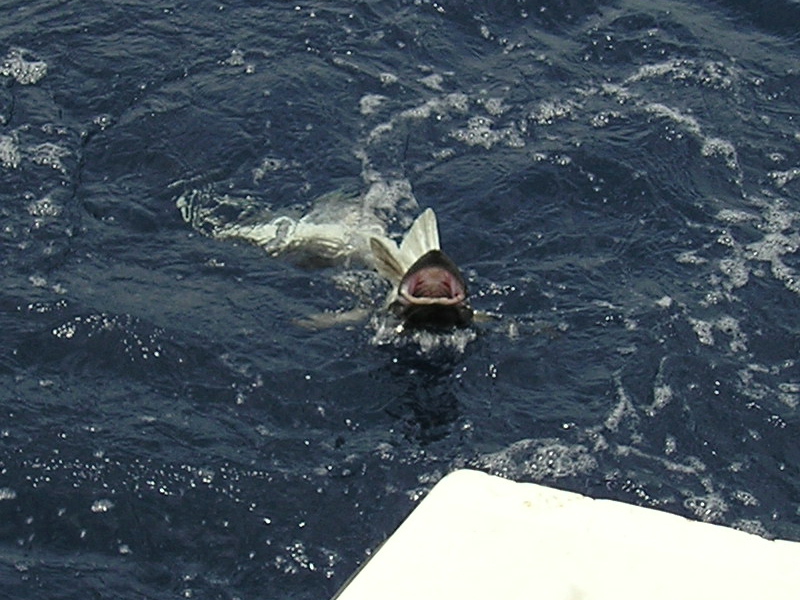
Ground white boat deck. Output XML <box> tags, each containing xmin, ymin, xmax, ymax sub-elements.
<box><xmin>334</xmin><ymin>469</ymin><xmax>800</xmax><ymax>600</ymax></box>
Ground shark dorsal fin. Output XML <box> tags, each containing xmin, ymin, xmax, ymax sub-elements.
<box><xmin>399</xmin><ymin>208</ymin><xmax>440</xmax><ymax>261</ymax></box>
<box><xmin>369</xmin><ymin>209</ymin><xmax>441</xmax><ymax>284</ymax></box>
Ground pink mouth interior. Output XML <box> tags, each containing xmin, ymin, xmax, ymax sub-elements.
<box><xmin>401</xmin><ymin>266</ymin><xmax>466</xmax><ymax>304</ymax></box>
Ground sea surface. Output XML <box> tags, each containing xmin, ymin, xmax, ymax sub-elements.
<box><xmin>2</xmin><ymin>0</ymin><xmax>800</xmax><ymax>598</ymax></box>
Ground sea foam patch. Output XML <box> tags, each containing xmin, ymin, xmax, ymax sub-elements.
<box><xmin>1</xmin><ymin>47</ymin><xmax>47</xmax><ymax>85</ymax></box>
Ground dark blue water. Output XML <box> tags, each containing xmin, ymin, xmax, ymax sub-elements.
<box><xmin>2</xmin><ymin>0</ymin><xmax>800</xmax><ymax>597</ymax></box>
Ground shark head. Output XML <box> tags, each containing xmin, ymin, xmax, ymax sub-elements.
<box><xmin>392</xmin><ymin>249</ymin><xmax>473</xmax><ymax>329</ymax></box>
<box><xmin>370</xmin><ymin>208</ymin><xmax>474</xmax><ymax>330</ymax></box>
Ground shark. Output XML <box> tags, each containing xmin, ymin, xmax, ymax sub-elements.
<box><xmin>177</xmin><ymin>188</ymin><xmax>475</xmax><ymax>331</ymax></box>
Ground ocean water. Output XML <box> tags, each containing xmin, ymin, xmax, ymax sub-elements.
<box><xmin>2</xmin><ymin>0</ymin><xmax>800</xmax><ymax>598</ymax></box>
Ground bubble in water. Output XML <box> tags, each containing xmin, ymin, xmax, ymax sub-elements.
<box><xmin>732</xmin><ymin>489</ymin><xmax>759</xmax><ymax>507</ymax></box>
<box><xmin>223</xmin><ymin>48</ymin><xmax>245</xmax><ymax>66</ymax></box>
<box><xmin>27</xmin><ymin>196</ymin><xmax>62</xmax><ymax>218</ymax></box>
<box><xmin>90</xmin><ymin>498</ymin><xmax>115</xmax><ymax>513</ymax></box>
<box><xmin>683</xmin><ymin>493</ymin><xmax>728</xmax><ymax>522</ymax></box>
<box><xmin>0</xmin><ymin>487</ymin><xmax>18</xmax><ymax>500</ymax></box>
<box><xmin>92</xmin><ymin>114</ymin><xmax>115</xmax><ymax>130</ymax></box>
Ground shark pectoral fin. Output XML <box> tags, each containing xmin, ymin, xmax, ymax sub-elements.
<box><xmin>293</xmin><ymin>307</ymin><xmax>372</xmax><ymax>330</ymax></box>
<box><xmin>370</xmin><ymin>236</ymin><xmax>406</xmax><ymax>284</ymax></box>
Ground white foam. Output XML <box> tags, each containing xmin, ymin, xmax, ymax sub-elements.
<box><xmin>1</xmin><ymin>47</ymin><xmax>47</xmax><ymax>85</ymax></box>
<box><xmin>716</xmin><ymin>208</ymin><xmax>757</xmax><ymax>224</ymax></box>
<box><xmin>604</xmin><ymin>378</ymin><xmax>638</xmax><ymax>432</ymax></box>
<box><xmin>414</xmin><ymin>328</ymin><xmax>476</xmax><ymax>354</ymax></box>
<box><xmin>27</xmin><ymin>195</ymin><xmax>62</xmax><ymax>218</ymax></box>
<box><xmin>473</xmin><ymin>438</ymin><xmax>598</xmax><ymax>481</ymax></box>
<box><xmin>769</xmin><ymin>167</ymin><xmax>800</xmax><ymax>188</ymax></box>
<box><xmin>366</xmin><ymin>93</ymin><xmax>469</xmax><ymax>145</ymax></box>
<box><xmin>0</xmin><ymin>133</ymin><xmax>21</xmax><ymax>169</ymax></box>
<box><xmin>718</xmin><ymin>257</ymin><xmax>749</xmax><ymax>289</ymax></box>
<box><xmin>732</xmin><ymin>519</ymin><xmax>771</xmax><ymax>537</ymax></box>
<box><xmin>223</xmin><ymin>48</ymin><xmax>245</xmax><ymax>67</ymax></box>
<box><xmin>597</xmin><ymin>73</ymin><xmax>743</xmax><ymax>178</ymax></box>
<box><xmin>621</xmin><ymin>445</ymin><xmax>707</xmax><ymax>476</ymax></box>
<box><xmin>368</xmin><ymin>314</ymin><xmax>476</xmax><ymax>353</ymax></box>
<box><xmin>29</xmin><ymin>142</ymin><xmax>71</xmax><ymax>174</ymax></box>
<box><xmin>648</xmin><ymin>384</ymin><xmax>673</xmax><ymax>416</ymax></box>
<box><xmin>716</xmin><ymin>315</ymin><xmax>748</xmax><ymax>352</ymax></box>
<box><xmin>675</xmin><ymin>250</ymin><xmax>707</xmax><ymax>265</ymax></box>
<box><xmin>90</xmin><ymin>498</ymin><xmax>115</xmax><ymax>513</ymax></box>
<box><xmin>696</xmin><ymin>195</ymin><xmax>800</xmax><ymax>297</ymax></box>
<box><xmin>176</xmin><ymin>183</ymin><xmax>406</xmax><ymax>267</ymax></box>
<box><xmin>359</xmin><ymin>93</ymin><xmax>389</xmax><ymax>115</ymax></box>
<box><xmin>732</xmin><ymin>490</ymin><xmax>760</xmax><ymax>507</ymax></box>
<box><xmin>777</xmin><ymin>383</ymin><xmax>800</xmax><ymax>409</ymax></box>
<box><xmin>331</xmin><ymin>270</ymin><xmax>385</xmax><ymax>299</ymax></box>
<box><xmin>92</xmin><ymin>114</ymin><xmax>115</xmax><ymax>130</ymax></box>
<box><xmin>689</xmin><ymin>317</ymin><xmax>715</xmax><ymax>346</ymax></box>
<box><xmin>626</xmin><ymin>59</ymin><xmax>736</xmax><ymax>90</ymax></box>
<box><xmin>645</xmin><ymin>102</ymin><xmax>742</xmax><ymax>181</ymax></box>
<box><xmin>664</xmin><ymin>434</ymin><xmax>677</xmax><ymax>455</ymax></box>
<box><xmin>252</xmin><ymin>156</ymin><xmax>294</xmax><ymax>183</ymax></box>
<box><xmin>686</xmin><ymin>314</ymin><xmax>748</xmax><ymax>352</ymax></box>
<box><xmin>360</xmin><ymin>172</ymin><xmax>417</xmax><ymax>218</ymax></box>
<box><xmin>683</xmin><ymin>493</ymin><xmax>728</xmax><ymax>523</ymax></box>
<box><xmin>746</xmin><ymin>232</ymin><xmax>800</xmax><ymax>294</ymax></box>
<box><xmin>419</xmin><ymin>73</ymin><xmax>444</xmax><ymax>91</ymax></box>
<box><xmin>655</xmin><ymin>295</ymin><xmax>673</xmax><ymax>308</ymax></box>
<box><xmin>643</xmin><ymin>102</ymin><xmax>702</xmax><ymax>135</ymax></box>
<box><xmin>590</xmin><ymin>110</ymin><xmax>623</xmax><ymax>128</ymax></box>
<box><xmin>701</xmin><ymin>137</ymin><xmax>740</xmax><ymax>172</ymax></box>
<box><xmin>480</xmin><ymin>97</ymin><xmax>509</xmax><ymax>116</ymax></box>
<box><xmin>450</xmin><ymin>115</ymin><xmax>525</xmax><ymax>149</ymax></box>
<box><xmin>416</xmin><ymin>92</ymin><xmax>468</xmax><ymax>118</ymax></box>
<box><xmin>529</xmin><ymin>98</ymin><xmax>577</xmax><ymax>125</ymax></box>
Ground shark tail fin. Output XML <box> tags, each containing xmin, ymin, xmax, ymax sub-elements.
<box><xmin>369</xmin><ymin>208</ymin><xmax>441</xmax><ymax>284</ymax></box>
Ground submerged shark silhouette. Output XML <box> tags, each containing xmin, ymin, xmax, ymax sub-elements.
<box><xmin>370</xmin><ymin>209</ymin><xmax>473</xmax><ymax>329</ymax></box>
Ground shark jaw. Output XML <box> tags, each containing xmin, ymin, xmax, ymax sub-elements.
<box><xmin>392</xmin><ymin>250</ymin><xmax>473</xmax><ymax>329</ymax></box>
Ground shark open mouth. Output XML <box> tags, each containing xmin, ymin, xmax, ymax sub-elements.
<box><xmin>399</xmin><ymin>265</ymin><xmax>467</xmax><ymax>306</ymax></box>
<box><xmin>383</xmin><ymin>244</ymin><xmax>473</xmax><ymax>328</ymax></box>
